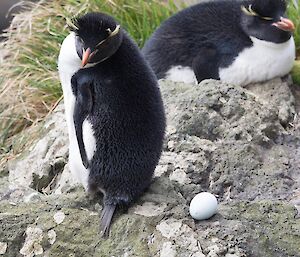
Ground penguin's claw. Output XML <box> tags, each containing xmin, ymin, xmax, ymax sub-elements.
<box><xmin>100</xmin><ymin>204</ymin><xmax>116</xmax><ymax>238</ymax></box>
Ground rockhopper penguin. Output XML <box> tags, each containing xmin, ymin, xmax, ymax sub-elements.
<box><xmin>58</xmin><ymin>12</ymin><xmax>165</xmax><ymax>237</ymax></box>
<box><xmin>142</xmin><ymin>0</ymin><xmax>296</xmax><ymax>86</ymax></box>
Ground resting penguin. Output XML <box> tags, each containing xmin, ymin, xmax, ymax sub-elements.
<box><xmin>58</xmin><ymin>12</ymin><xmax>165</xmax><ymax>236</ymax></box>
<box><xmin>142</xmin><ymin>0</ymin><xmax>296</xmax><ymax>86</ymax></box>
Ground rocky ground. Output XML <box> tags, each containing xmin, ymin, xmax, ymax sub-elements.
<box><xmin>0</xmin><ymin>78</ymin><xmax>300</xmax><ymax>256</ymax></box>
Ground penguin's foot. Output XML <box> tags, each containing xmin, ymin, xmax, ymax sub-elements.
<box><xmin>100</xmin><ymin>204</ymin><xmax>116</xmax><ymax>238</ymax></box>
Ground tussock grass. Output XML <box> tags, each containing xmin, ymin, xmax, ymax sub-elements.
<box><xmin>0</xmin><ymin>0</ymin><xmax>179</xmax><ymax>163</ymax></box>
<box><xmin>292</xmin><ymin>60</ymin><xmax>300</xmax><ymax>85</ymax></box>
<box><xmin>288</xmin><ymin>0</ymin><xmax>300</xmax><ymax>85</ymax></box>
<box><xmin>288</xmin><ymin>0</ymin><xmax>300</xmax><ymax>57</ymax></box>
<box><xmin>0</xmin><ymin>0</ymin><xmax>299</xmax><ymax>166</ymax></box>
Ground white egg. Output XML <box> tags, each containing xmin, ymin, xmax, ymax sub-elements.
<box><xmin>189</xmin><ymin>192</ymin><xmax>218</xmax><ymax>220</ymax></box>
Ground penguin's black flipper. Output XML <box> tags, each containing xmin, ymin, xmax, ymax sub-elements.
<box><xmin>71</xmin><ymin>75</ymin><xmax>93</xmax><ymax>169</ymax></box>
<box><xmin>100</xmin><ymin>204</ymin><xmax>117</xmax><ymax>238</ymax></box>
<box><xmin>192</xmin><ymin>46</ymin><xmax>220</xmax><ymax>83</ymax></box>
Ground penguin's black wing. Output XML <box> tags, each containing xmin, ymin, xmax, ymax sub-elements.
<box><xmin>192</xmin><ymin>45</ymin><xmax>220</xmax><ymax>83</ymax></box>
<box><xmin>71</xmin><ymin>74</ymin><xmax>93</xmax><ymax>169</ymax></box>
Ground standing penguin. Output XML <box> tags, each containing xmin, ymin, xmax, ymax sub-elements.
<box><xmin>142</xmin><ymin>0</ymin><xmax>295</xmax><ymax>86</ymax></box>
<box><xmin>58</xmin><ymin>12</ymin><xmax>165</xmax><ymax>237</ymax></box>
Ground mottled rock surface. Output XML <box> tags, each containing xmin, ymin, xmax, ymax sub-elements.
<box><xmin>7</xmin><ymin>104</ymin><xmax>78</xmax><ymax>195</ymax></box>
<box><xmin>1</xmin><ymin>78</ymin><xmax>300</xmax><ymax>257</ymax></box>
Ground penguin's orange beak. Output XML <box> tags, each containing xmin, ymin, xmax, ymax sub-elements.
<box><xmin>272</xmin><ymin>17</ymin><xmax>295</xmax><ymax>32</ymax></box>
<box><xmin>81</xmin><ymin>48</ymin><xmax>91</xmax><ymax>68</ymax></box>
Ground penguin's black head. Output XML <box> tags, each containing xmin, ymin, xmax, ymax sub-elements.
<box><xmin>240</xmin><ymin>0</ymin><xmax>295</xmax><ymax>43</ymax></box>
<box><xmin>71</xmin><ymin>12</ymin><xmax>123</xmax><ymax>67</ymax></box>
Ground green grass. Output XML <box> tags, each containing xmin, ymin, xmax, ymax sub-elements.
<box><xmin>292</xmin><ymin>60</ymin><xmax>300</xmax><ymax>85</ymax></box>
<box><xmin>0</xmin><ymin>0</ymin><xmax>180</xmax><ymax>163</ymax></box>
<box><xmin>288</xmin><ymin>0</ymin><xmax>300</xmax><ymax>57</ymax></box>
<box><xmin>0</xmin><ymin>0</ymin><xmax>300</xmax><ymax>166</ymax></box>
<box><xmin>288</xmin><ymin>0</ymin><xmax>300</xmax><ymax>85</ymax></box>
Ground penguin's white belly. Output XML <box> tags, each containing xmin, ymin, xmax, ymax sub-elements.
<box><xmin>62</xmin><ymin>82</ymin><xmax>92</xmax><ymax>191</ymax></box>
<box><xmin>82</xmin><ymin>119</ymin><xmax>97</xmax><ymax>161</ymax></box>
<box><xmin>64</xmin><ymin>96</ymin><xmax>97</xmax><ymax>191</ymax></box>
<box><xmin>57</xmin><ymin>32</ymin><xmax>96</xmax><ymax>190</ymax></box>
<box><xmin>219</xmin><ymin>36</ymin><xmax>295</xmax><ymax>86</ymax></box>
<box><xmin>165</xmin><ymin>65</ymin><xmax>198</xmax><ymax>84</ymax></box>
<box><xmin>68</xmin><ymin>120</ymin><xmax>96</xmax><ymax>191</ymax></box>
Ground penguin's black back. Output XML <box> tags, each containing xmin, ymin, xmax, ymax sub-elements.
<box><xmin>142</xmin><ymin>0</ymin><xmax>253</xmax><ymax>79</ymax></box>
<box><xmin>73</xmin><ymin>31</ymin><xmax>165</xmax><ymax>206</ymax></box>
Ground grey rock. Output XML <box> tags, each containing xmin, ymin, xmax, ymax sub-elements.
<box><xmin>1</xmin><ymin>78</ymin><xmax>300</xmax><ymax>257</ymax></box>
<box><xmin>161</xmin><ymin>78</ymin><xmax>298</xmax><ymax>203</ymax></box>
<box><xmin>7</xmin><ymin>104</ymin><xmax>76</xmax><ymax>194</ymax></box>
<box><xmin>245</xmin><ymin>77</ymin><xmax>295</xmax><ymax>126</ymax></box>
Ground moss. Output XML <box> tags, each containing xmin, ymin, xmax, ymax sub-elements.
<box><xmin>0</xmin><ymin>188</ymin><xmax>300</xmax><ymax>256</ymax></box>
<box><xmin>0</xmin><ymin>203</ymin><xmax>40</xmax><ymax>256</ymax></box>
<box><xmin>0</xmin><ymin>192</ymin><xmax>162</xmax><ymax>256</ymax></box>
<box><xmin>292</xmin><ymin>61</ymin><xmax>300</xmax><ymax>85</ymax></box>
<box><xmin>94</xmin><ymin>215</ymin><xmax>156</xmax><ymax>256</ymax></box>
<box><xmin>225</xmin><ymin>201</ymin><xmax>300</xmax><ymax>257</ymax></box>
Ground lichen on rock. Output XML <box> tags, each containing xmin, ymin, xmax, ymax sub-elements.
<box><xmin>1</xmin><ymin>78</ymin><xmax>300</xmax><ymax>256</ymax></box>
<box><xmin>0</xmin><ymin>242</ymin><xmax>8</xmax><ymax>255</ymax></box>
<box><xmin>19</xmin><ymin>226</ymin><xmax>44</xmax><ymax>257</ymax></box>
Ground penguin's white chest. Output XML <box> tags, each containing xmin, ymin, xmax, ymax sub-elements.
<box><xmin>165</xmin><ymin>65</ymin><xmax>198</xmax><ymax>84</ymax></box>
<box><xmin>58</xmin><ymin>32</ymin><xmax>96</xmax><ymax>190</ymax></box>
<box><xmin>219</xmin><ymin>36</ymin><xmax>296</xmax><ymax>86</ymax></box>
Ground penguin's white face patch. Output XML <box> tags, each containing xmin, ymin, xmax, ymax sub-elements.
<box><xmin>165</xmin><ymin>65</ymin><xmax>198</xmax><ymax>84</ymax></box>
<box><xmin>219</xmin><ymin>36</ymin><xmax>295</xmax><ymax>86</ymax></box>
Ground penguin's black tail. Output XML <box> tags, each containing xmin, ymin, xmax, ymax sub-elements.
<box><xmin>100</xmin><ymin>204</ymin><xmax>116</xmax><ymax>238</ymax></box>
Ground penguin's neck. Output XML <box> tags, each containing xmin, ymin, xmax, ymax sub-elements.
<box><xmin>97</xmin><ymin>34</ymin><xmax>150</xmax><ymax>80</ymax></box>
